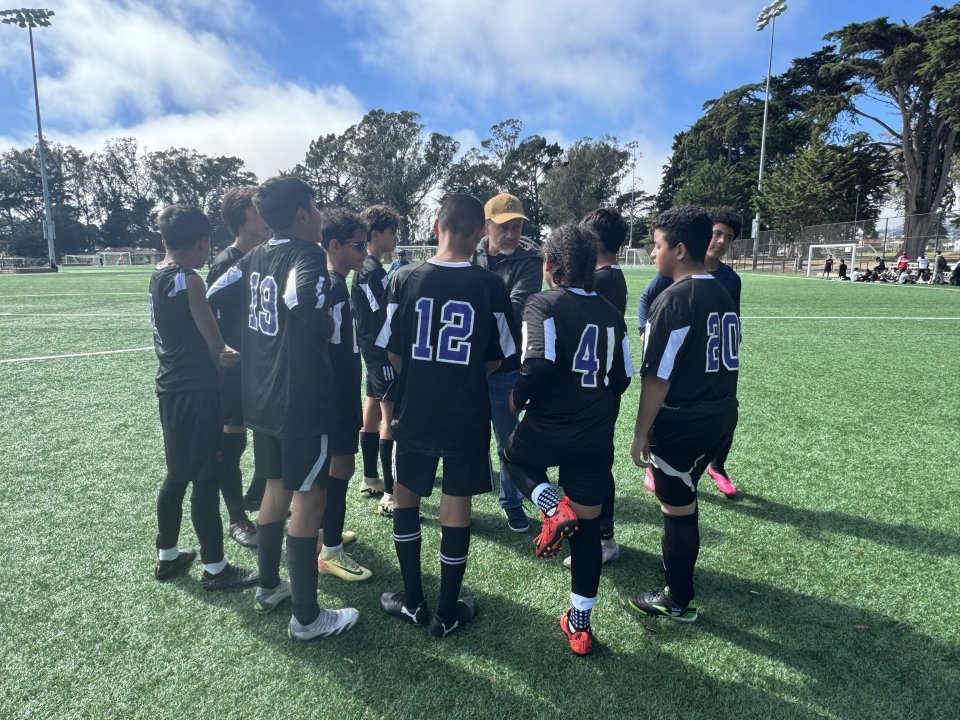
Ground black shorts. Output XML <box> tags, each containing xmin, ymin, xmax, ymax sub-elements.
<box><xmin>252</xmin><ymin>431</ymin><xmax>330</xmax><ymax>492</ymax></box>
<box><xmin>158</xmin><ymin>391</ymin><xmax>222</xmax><ymax>483</ymax></box>
<box><xmin>218</xmin><ymin>363</ymin><xmax>243</xmax><ymax>427</ymax></box>
<box><xmin>394</xmin><ymin>444</ymin><xmax>493</xmax><ymax>498</ymax></box>
<box><xmin>649</xmin><ymin>410</ymin><xmax>738</xmax><ymax>507</ymax></box>
<box><xmin>505</xmin><ymin>420</ymin><xmax>614</xmax><ymax>507</ymax></box>
<box><xmin>364</xmin><ymin>360</ymin><xmax>397</xmax><ymax>402</ymax></box>
<box><xmin>329</xmin><ymin>430</ymin><xmax>359</xmax><ymax>457</ymax></box>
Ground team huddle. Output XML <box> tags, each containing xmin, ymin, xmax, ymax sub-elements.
<box><xmin>147</xmin><ymin>176</ymin><xmax>742</xmax><ymax>655</ymax></box>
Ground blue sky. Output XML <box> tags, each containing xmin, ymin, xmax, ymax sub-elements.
<box><xmin>0</xmin><ymin>0</ymin><xmax>932</xmax><ymax>195</ymax></box>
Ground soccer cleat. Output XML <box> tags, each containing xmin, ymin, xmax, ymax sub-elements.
<box><xmin>200</xmin><ymin>562</ymin><xmax>259</xmax><ymax>591</ymax></box>
<box><xmin>380</xmin><ymin>591</ymin><xmax>430</xmax><ymax>627</ymax></box>
<box><xmin>560</xmin><ymin>609</ymin><xmax>594</xmax><ymax>655</ymax></box>
<box><xmin>534</xmin><ymin>496</ymin><xmax>578</xmax><ymax>559</ymax></box>
<box><xmin>254</xmin><ymin>579</ymin><xmax>291</xmax><ymax>613</ymax></box>
<box><xmin>504</xmin><ymin>505</ymin><xmax>530</xmax><ymax>533</ymax></box>
<box><xmin>155</xmin><ymin>549</ymin><xmax>196</xmax><ymax>581</ymax></box>
<box><xmin>429</xmin><ymin>597</ymin><xmax>477</xmax><ymax>638</ymax></box>
<box><xmin>706</xmin><ymin>465</ymin><xmax>737</xmax><ymax>496</ymax></box>
<box><xmin>288</xmin><ymin>607</ymin><xmax>359</xmax><ymax>640</ymax></box>
<box><xmin>228</xmin><ymin>518</ymin><xmax>258</xmax><ymax>548</ymax></box>
<box><xmin>376</xmin><ymin>494</ymin><xmax>394</xmax><ymax>518</ymax></box>
<box><xmin>627</xmin><ymin>587</ymin><xmax>699</xmax><ymax>623</ymax></box>
<box><xmin>318</xmin><ymin>547</ymin><xmax>372</xmax><ymax>582</ymax></box>
<box><xmin>644</xmin><ymin>467</ymin><xmax>656</xmax><ymax>493</ymax></box>
<box><xmin>563</xmin><ymin>538</ymin><xmax>621</xmax><ymax>569</ymax></box>
<box><xmin>359</xmin><ymin>477</ymin><xmax>384</xmax><ymax>498</ymax></box>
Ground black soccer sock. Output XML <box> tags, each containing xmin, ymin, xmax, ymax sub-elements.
<box><xmin>156</xmin><ymin>473</ymin><xmax>189</xmax><ymax>552</ymax></box>
<box><xmin>569</xmin><ymin>516</ymin><xmax>602</xmax><ymax>608</ymax></box>
<box><xmin>322</xmin><ymin>475</ymin><xmax>349</xmax><ymax>549</ymax></box>
<box><xmin>661</xmin><ymin>509</ymin><xmax>700</xmax><ymax>606</ymax></box>
<box><xmin>710</xmin><ymin>434</ymin><xmax>734</xmax><ymax>474</ymax></box>
<box><xmin>497</xmin><ymin>449</ymin><xmax>548</xmax><ymax>502</ymax></box>
<box><xmin>379</xmin><ymin>439</ymin><xmax>395</xmax><ymax>494</ymax></box>
<box><xmin>220</xmin><ymin>432</ymin><xmax>247</xmax><ymax>524</ymax></box>
<box><xmin>190</xmin><ymin>474</ymin><xmax>225</xmax><ymax>564</ymax></box>
<box><xmin>393</xmin><ymin>507</ymin><xmax>423</xmax><ymax>608</ymax></box>
<box><xmin>599</xmin><ymin>477</ymin><xmax>615</xmax><ymax>541</ymax></box>
<box><xmin>360</xmin><ymin>431</ymin><xmax>380</xmax><ymax>479</ymax></box>
<box><xmin>437</xmin><ymin>525</ymin><xmax>471</xmax><ymax>623</ymax></box>
<box><xmin>286</xmin><ymin>534</ymin><xmax>320</xmax><ymax>626</ymax></box>
<box><xmin>245</xmin><ymin>474</ymin><xmax>266</xmax><ymax>507</ymax></box>
<box><xmin>256</xmin><ymin>520</ymin><xmax>284</xmax><ymax>590</ymax></box>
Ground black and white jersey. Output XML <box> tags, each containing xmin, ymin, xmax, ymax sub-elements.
<box><xmin>513</xmin><ymin>288</ymin><xmax>632</xmax><ymax>438</ymax></box>
<box><xmin>207</xmin><ymin>237</ymin><xmax>335</xmax><ymax>438</ymax></box>
<box><xmin>329</xmin><ymin>269</ymin><xmax>362</xmax><ymax>429</ymax></box>
<box><xmin>205</xmin><ymin>245</ymin><xmax>245</xmax><ymax>349</ymax></box>
<box><xmin>376</xmin><ymin>260</ymin><xmax>515</xmax><ymax>457</ymax></box>
<box><xmin>149</xmin><ymin>262</ymin><xmax>217</xmax><ymax>394</ymax></box>
<box><xmin>352</xmin><ymin>255</ymin><xmax>389</xmax><ymax>364</ymax></box>
<box><xmin>593</xmin><ymin>264</ymin><xmax>628</xmax><ymax>317</ymax></box>
<box><xmin>641</xmin><ymin>274</ymin><xmax>739</xmax><ymax>418</ymax></box>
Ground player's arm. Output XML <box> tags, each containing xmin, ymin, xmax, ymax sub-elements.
<box><xmin>388</xmin><ymin>351</ymin><xmax>403</xmax><ymax>374</ymax></box>
<box><xmin>609</xmin><ymin>322</ymin><xmax>634</xmax><ymax>398</ymax></box>
<box><xmin>287</xmin><ymin>252</ymin><xmax>334</xmax><ymax>340</ymax></box>
<box><xmin>488</xmin><ymin>274</ymin><xmax>515</xmax><ymax>379</ymax></box>
<box><xmin>630</xmin><ymin>376</ymin><xmax>670</xmax><ymax>467</ymax></box>
<box><xmin>509</xmin><ymin>294</ymin><xmax>554</xmax><ymax>413</ymax></box>
<box><xmin>187</xmin><ymin>273</ymin><xmax>237</xmax><ymax>367</ymax></box>
<box><xmin>636</xmin><ymin>273</ymin><xmax>671</xmax><ymax>338</ymax></box>
<box><xmin>508</xmin><ymin>255</ymin><xmax>543</xmax><ymax>328</ymax></box>
<box><xmin>206</xmin><ymin>263</ymin><xmax>243</xmax><ymax>314</ymax></box>
<box><xmin>377</xmin><ymin>273</ymin><xmax>402</xmax><ymax>370</ymax></box>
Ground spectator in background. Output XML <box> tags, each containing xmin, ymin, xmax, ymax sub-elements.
<box><xmin>897</xmin><ymin>252</ymin><xmax>910</xmax><ymax>272</ymax></box>
<box><xmin>875</xmin><ymin>256</ymin><xmax>887</xmax><ymax>272</ymax></box>
<box><xmin>917</xmin><ymin>253</ymin><xmax>930</xmax><ymax>279</ymax></box>
<box><xmin>822</xmin><ymin>254</ymin><xmax>834</xmax><ymax>277</ymax></box>
<box><xmin>838</xmin><ymin>259</ymin><xmax>848</xmax><ymax>280</ymax></box>
<box><xmin>851</xmin><ymin>267</ymin><xmax>863</xmax><ymax>282</ymax></box>
<box><xmin>388</xmin><ymin>248</ymin><xmax>411</xmax><ymax>277</ymax></box>
<box><xmin>950</xmin><ymin>260</ymin><xmax>960</xmax><ymax>286</ymax></box>
<box><xmin>933</xmin><ymin>251</ymin><xmax>948</xmax><ymax>284</ymax></box>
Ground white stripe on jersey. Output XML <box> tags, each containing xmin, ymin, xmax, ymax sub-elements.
<box><xmin>494</xmin><ymin>311</ymin><xmax>516</xmax><ymax>358</ymax></box>
<box><xmin>604</xmin><ymin>326</ymin><xmax>615</xmax><ymax>384</ymax></box>
<box><xmin>314</xmin><ymin>276</ymin><xmax>326</xmax><ymax>309</ymax></box>
<box><xmin>381</xmin><ymin>275</ymin><xmax>389</xmax><ymax>289</ymax></box>
<box><xmin>622</xmin><ymin>335</ymin><xmax>635</xmax><ymax>377</ymax></box>
<box><xmin>301</xmin><ymin>435</ymin><xmax>329</xmax><ymax>492</ymax></box>
<box><xmin>375</xmin><ymin>303</ymin><xmax>398</xmax><ymax>348</ymax></box>
<box><xmin>283</xmin><ymin>267</ymin><xmax>298</xmax><ymax>309</ymax></box>
<box><xmin>543</xmin><ymin>317</ymin><xmax>557</xmax><ymax>362</ymax></box>
<box><xmin>168</xmin><ymin>271</ymin><xmax>187</xmax><ymax>297</ymax></box>
<box><xmin>361</xmin><ymin>283</ymin><xmax>379</xmax><ymax>312</ymax></box>
<box><xmin>656</xmin><ymin>326</ymin><xmax>690</xmax><ymax>380</ymax></box>
<box><xmin>331</xmin><ymin>301</ymin><xmax>345</xmax><ymax>344</ymax></box>
<box><xmin>206</xmin><ymin>265</ymin><xmax>241</xmax><ymax>299</ymax></box>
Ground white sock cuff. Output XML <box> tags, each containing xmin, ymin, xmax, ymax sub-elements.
<box><xmin>570</xmin><ymin>592</ymin><xmax>597</xmax><ymax>612</ymax></box>
<box><xmin>157</xmin><ymin>546</ymin><xmax>180</xmax><ymax>561</ymax></box>
<box><xmin>203</xmin><ymin>559</ymin><xmax>227</xmax><ymax>575</ymax></box>
<box><xmin>531</xmin><ymin>483</ymin><xmax>554</xmax><ymax>507</ymax></box>
<box><xmin>322</xmin><ymin>543</ymin><xmax>343</xmax><ymax>554</ymax></box>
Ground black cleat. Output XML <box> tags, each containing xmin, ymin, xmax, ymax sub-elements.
<box><xmin>429</xmin><ymin>597</ymin><xmax>477</xmax><ymax>638</ymax></box>
<box><xmin>155</xmin><ymin>549</ymin><xmax>197</xmax><ymax>581</ymax></box>
<box><xmin>201</xmin><ymin>562</ymin><xmax>259</xmax><ymax>591</ymax></box>
<box><xmin>228</xmin><ymin>519</ymin><xmax>258</xmax><ymax>548</ymax></box>
<box><xmin>380</xmin><ymin>591</ymin><xmax>430</xmax><ymax>627</ymax></box>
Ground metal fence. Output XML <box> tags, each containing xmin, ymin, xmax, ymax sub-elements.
<box><xmin>727</xmin><ymin>212</ymin><xmax>957</xmax><ymax>272</ymax></box>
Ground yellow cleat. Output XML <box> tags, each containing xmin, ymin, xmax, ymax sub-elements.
<box><xmin>318</xmin><ymin>547</ymin><xmax>372</xmax><ymax>582</ymax></box>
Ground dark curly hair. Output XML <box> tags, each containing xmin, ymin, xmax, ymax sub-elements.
<box><xmin>320</xmin><ymin>208</ymin><xmax>367</xmax><ymax>250</ymax></box>
<box><xmin>158</xmin><ymin>204</ymin><xmax>211</xmax><ymax>250</ymax></box>
<box><xmin>708</xmin><ymin>206</ymin><xmax>741</xmax><ymax>239</ymax></box>
<box><xmin>544</xmin><ymin>225</ymin><xmax>598</xmax><ymax>291</ymax></box>
<box><xmin>580</xmin><ymin>208</ymin><xmax>627</xmax><ymax>254</ymax></box>
<box><xmin>361</xmin><ymin>204</ymin><xmax>400</xmax><ymax>235</ymax></box>
<box><xmin>652</xmin><ymin>205</ymin><xmax>712</xmax><ymax>262</ymax></box>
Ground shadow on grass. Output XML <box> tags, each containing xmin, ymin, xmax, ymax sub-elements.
<box><xmin>698</xmin><ymin>491</ymin><xmax>960</xmax><ymax>556</ymax></box>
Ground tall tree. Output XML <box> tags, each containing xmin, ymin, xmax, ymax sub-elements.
<box><xmin>541</xmin><ymin>137</ymin><xmax>630</xmax><ymax>226</ymax></box>
<box><xmin>293</xmin><ymin>132</ymin><xmax>357</xmax><ymax>209</ymax></box>
<box><xmin>94</xmin><ymin>138</ymin><xmax>159</xmax><ymax>249</ymax></box>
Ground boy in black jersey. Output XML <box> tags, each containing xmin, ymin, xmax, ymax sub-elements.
<box><xmin>207</xmin><ymin>177</ymin><xmax>358</xmax><ymax>640</ymax></box>
<box><xmin>316</xmin><ymin>208</ymin><xmax>372</xmax><ymax>583</ymax></box>
<box><xmin>498</xmin><ymin>225</ymin><xmax>632</xmax><ymax>655</ymax></box>
<box><xmin>205</xmin><ymin>187</ymin><xmax>271</xmax><ymax>548</ymax></box>
<box><xmin>352</xmin><ymin>204</ymin><xmax>401</xmax><ymax>514</ymax></box>
<box><xmin>628</xmin><ymin>205</ymin><xmax>740</xmax><ymax>623</ymax></box>
<box><xmin>377</xmin><ymin>194</ymin><xmax>515</xmax><ymax>638</ymax></box>
<box><xmin>149</xmin><ymin>204</ymin><xmax>258</xmax><ymax>591</ymax></box>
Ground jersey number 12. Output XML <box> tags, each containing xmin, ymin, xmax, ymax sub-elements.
<box><xmin>412</xmin><ymin>298</ymin><xmax>474</xmax><ymax>364</ymax></box>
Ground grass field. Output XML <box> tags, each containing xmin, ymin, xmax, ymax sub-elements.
<box><xmin>1</xmin><ymin>266</ymin><xmax>958</xmax><ymax>720</ymax></box>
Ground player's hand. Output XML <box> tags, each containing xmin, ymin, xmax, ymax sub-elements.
<box><xmin>218</xmin><ymin>346</ymin><xmax>240</xmax><ymax>368</ymax></box>
<box><xmin>508</xmin><ymin>390</ymin><xmax>519</xmax><ymax>414</ymax></box>
<box><xmin>630</xmin><ymin>434</ymin><xmax>651</xmax><ymax>468</ymax></box>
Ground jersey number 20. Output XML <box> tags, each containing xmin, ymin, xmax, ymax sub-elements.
<box><xmin>705</xmin><ymin>312</ymin><xmax>739</xmax><ymax>371</ymax></box>
<box><xmin>412</xmin><ymin>298</ymin><xmax>474</xmax><ymax>364</ymax></box>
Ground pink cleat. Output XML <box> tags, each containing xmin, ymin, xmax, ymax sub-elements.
<box><xmin>706</xmin><ymin>465</ymin><xmax>737</xmax><ymax>496</ymax></box>
<box><xmin>644</xmin><ymin>467</ymin><xmax>656</xmax><ymax>493</ymax></box>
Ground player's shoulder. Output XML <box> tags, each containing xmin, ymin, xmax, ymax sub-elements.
<box><xmin>362</xmin><ymin>254</ymin><xmax>385</xmax><ymax>275</ymax></box>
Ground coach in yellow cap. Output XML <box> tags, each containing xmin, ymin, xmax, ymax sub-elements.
<box><xmin>471</xmin><ymin>193</ymin><xmax>543</xmax><ymax>534</ymax></box>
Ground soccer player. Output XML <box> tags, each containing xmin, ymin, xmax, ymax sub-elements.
<box><xmin>472</xmin><ymin>193</ymin><xmax>543</xmax><ymax>533</ymax></box>
<box><xmin>636</xmin><ymin>206</ymin><xmax>742</xmax><ymax>496</ymax></box>
<box><xmin>149</xmin><ymin>204</ymin><xmax>258</xmax><ymax>591</ymax></box>
<box><xmin>377</xmin><ymin>193</ymin><xmax>515</xmax><ymax>638</ymax></box>
<box><xmin>316</xmin><ymin>208</ymin><xmax>372</xmax><ymax>582</ymax></box>
<box><xmin>205</xmin><ymin>187</ymin><xmax>271</xmax><ymax>547</ymax></box>
<box><xmin>628</xmin><ymin>205</ymin><xmax>740</xmax><ymax>623</ymax></box>
<box><xmin>207</xmin><ymin>176</ymin><xmax>358</xmax><ymax>640</ymax></box>
<box><xmin>351</xmin><ymin>204</ymin><xmax>401</xmax><ymax>515</ymax></box>
<box><xmin>498</xmin><ymin>225</ymin><xmax>632</xmax><ymax>655</ymax></box>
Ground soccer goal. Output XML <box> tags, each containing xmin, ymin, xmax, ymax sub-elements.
<box><xmin>622</xmin><ymin>248</ymin><xmax>653</xmax><ymax>267</ymax></box>
<box><xmin>390</xmin><ymin>246</ymin><xmax>434</xmax><ymax>263</ymax></box>
<box><xmin>96</xmin><ymin>251</ymin><xmax>132</xmax><ymax>266</ymax></box>
<box><xmin>63</xmin><ymin>255</ymin><xmax>98</xmax><ymax>266</ymax></box>
<box><xmin>806</xmin><ymin>244</ymin><xmax>856</xmax><ymax>277</ymax></box>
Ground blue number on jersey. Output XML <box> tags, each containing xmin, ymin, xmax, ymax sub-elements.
<box><xmin>412</xmin><ymin>297</ymin><xmax>475</xmax><ymax>364</ymax></box>
<box><xmin>706</xmin><ymin>312</ymin><xmax>740</xmax><ymax>372</ymax></box>
<box><xmin>573</xmin><ymin>324</ymin><xmax>600</xmax><ymax>387</ymax></box>
<box><xmin>412</xmin><ymin>297</ymin><xmax>434</xmax><ymax>360</ymax></box>
<box><xmin>248</xmin><ymin>272</ymin><xmax>279</xmax><ymax>336</ymax></box>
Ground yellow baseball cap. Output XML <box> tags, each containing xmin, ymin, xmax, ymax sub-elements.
<box><xmin>485</xmin><ymin>193</ymin><xmax>528</xmax><ymax>224</ymax></box>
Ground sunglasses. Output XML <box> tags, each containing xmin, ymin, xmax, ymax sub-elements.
<box><xmin>342</xmin><ymin>240</ymin><xmax>368</xmax><ymax>251</ymax></box>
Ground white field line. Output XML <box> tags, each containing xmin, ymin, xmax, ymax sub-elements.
<box><xmin>0</xmin><ymin>292</ymin><xmax>144</xmax><ymax>298</ymax></box>
<box><xmin>0</xmin><ymin>313</ymin><xmax>137</xmax><ymax>317</ymax></box>
<box><xmin>0</xmin><ymin>347</ymin><xmax>153</xmax><ymax>364</ymax></box>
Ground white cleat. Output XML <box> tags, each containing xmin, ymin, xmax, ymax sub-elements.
<box><xmin>288</xmin><ymin>608</ymin><xmax>359</xmax><ymax>640</ymax></box>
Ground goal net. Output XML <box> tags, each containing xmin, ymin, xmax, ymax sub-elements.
<box><xmin>96</xmin><ymin>251</ymin><xmax>132</xmax><ymax>265</ymax></box>
<box><xmin>806</xmin><ymin>244</ymin><xmax>856</xmax><ymax>277</ymax></box>
<box><xmin>63</xmin><ymin>255</ymin><xmax>98</xmax><ymax>265</ymax></box>
<box><xmin>622</xmin><ymin>248</ymin><xmax>653</xmax><ymax>266</ymax></box>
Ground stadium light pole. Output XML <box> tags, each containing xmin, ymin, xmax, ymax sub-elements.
<box><xmin>1</xmin><ymin>8</ymin><xmax>57</xmax><ymax>265</ymax></box>
<box><xmin>626</xmin><ymin>140</ymin><xmax>639</xmax><ymax>248</ymax></box>
<box><xmin>751</xmin><ymin>0</ymin><xmax>787</xmax><ymax>270</ymax></box>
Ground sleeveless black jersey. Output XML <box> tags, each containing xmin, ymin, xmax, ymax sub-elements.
<box><xmin>329</xmin><ymin>270</ymin><xmax>362</xmax><ymax>430</ymax></box>
<box><xmin>149</xmin><ymin>263</ymin><xmax>217</xmax><ymax>394</ymax></box>
<box><xmin>513</xmin><ymin>288</ymin><xmax>632</xmax><ymax>442</ymax></box>
<box><xmin>593</xmin><ymin>264</ymin><xmax>628</xmax><ymax>317</ymax></box>
<box><xmin>351</xmin><ymin>255</ymin><xmax>389</xmax><ymax>364</ymax></box>
<box><xmin>376</xmin><ymin>260</ymin><xmax>515</xmax><ymax>457</ymax></box>
<box><xmin>641</xmin><ymin>274</ymin><xmax>739</xmax><ymax>419</ymax></box>
<box><xmin>207</xmin><ymin>237</ymin><xmax>335</xmax><ymax>438</ymax></box>
<box><xmin>205</xmin><ymin>245</ymin><xmax>245</xmax><ymax>349</ymax></box>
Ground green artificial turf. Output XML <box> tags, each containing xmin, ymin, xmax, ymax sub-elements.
<box><xmin>1</xmin><ymin>266</ymin><xmax>958</xmax><ymax>720</ymax></box>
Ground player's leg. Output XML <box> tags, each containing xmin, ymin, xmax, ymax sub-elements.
<box><xmin>221</xmin><ymin>425</ymin><xmax>257</xmax><ymax>546</ymax></box>
<box><xmin>376</xmin><ymin>396</ymin><xmax>396</xmax><ymax>517</ymax></box>
<box><xmin>487</xmin><ymin>370</ymin><xmax>528</xmax><ymax>532</ymax></box>
<box><xmin>155</xmin><ymin>395</ymin><xmax>196</xmax><ymax>579</ymax></box>
<box><xmin>252</xmin><ymin>432</ymin><xmax>292</xmax><ymax>612</ymax></box>
<box><xmin>358</xmin><ymin>388</ymin><xmax>383</xmax><ymax>498</ymax></box>
<box><xmin>706</xmin><ymin>423</ymin><xmax>738</xmax><ymax>496</ymax></box>
<box><xmin>318</xmin><ymin>449</ymin><xmax>371</xmax><ymax>582</ymax></box>
<box><xmin>562</xmin><ymin>498</ymin><xmax>602</xmax><ymax>655</ymax></box>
